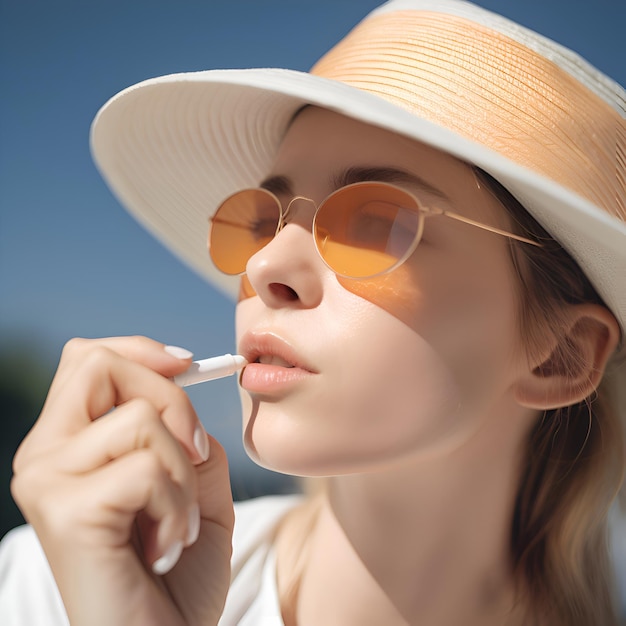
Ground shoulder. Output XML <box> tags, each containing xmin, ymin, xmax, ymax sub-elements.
<box><xmin>230</xmin><ymin>494</ymin><xmax>303</xmax><ymax>573</ymax></box>
<box><xmin>219</xmin><ymin>494</ymin><xmax>302</xmax><ymax>625</ymax></box>
<box><xmin>0</xmin><ymin>525</ymin><xmax>69</xmax><ymax>626</ymax></box>
<box><xmin>233</xmin><ymin>494</ymin><xmax>303</xmax><ymax>536</ymax></box>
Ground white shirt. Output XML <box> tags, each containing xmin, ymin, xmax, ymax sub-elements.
<box><xmin>1</xmin><ymin>495</ymin><xmax>624</xmax><ymax>623</ymax></box>
<box><xmin>0</xmin><ymin>495</ymin><xmax>301</xmax><ymax>626</ymax></box>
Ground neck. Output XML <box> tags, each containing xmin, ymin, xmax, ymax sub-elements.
<box><xmin>278</xmin><ymin>409</ymin><xmax>535</xmax><ymax>626</ymax></box>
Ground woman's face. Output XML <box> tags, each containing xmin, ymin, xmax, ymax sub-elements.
<box><xmin>235</xmin><ymin>107</ymin><xmax>529</xmax><ymax>476</ymax></box>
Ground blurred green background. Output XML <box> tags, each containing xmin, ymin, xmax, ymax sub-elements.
<box><xmin>0</xmin><ymin>343</ymin><xmax>52</xmax><ymax>537</ymax></box>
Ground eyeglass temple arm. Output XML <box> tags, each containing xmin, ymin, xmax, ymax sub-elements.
<box><xmin>427</xmin><ymin>208</ymin><xmax>542</xmax><ymax>247</ymax></box>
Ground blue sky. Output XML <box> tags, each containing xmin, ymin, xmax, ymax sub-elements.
<box><xmin>1</xmin><ymin>0</ymin><xmax>624</xmax><ymax>483</ymax></box>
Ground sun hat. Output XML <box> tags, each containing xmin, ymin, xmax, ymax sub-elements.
<box><xmin>90</xmin><ymin>0</ymin><xmax>625</xmax><ymax>345</ymax></box>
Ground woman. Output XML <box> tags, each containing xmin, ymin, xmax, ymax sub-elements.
<box><xmin>1</xmin><ymin>0</ymin><xmax>624</xmax><ymax>624</ymax></box>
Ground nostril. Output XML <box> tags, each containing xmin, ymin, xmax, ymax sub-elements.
<box><xmin>269</xmin><ymin>282</ymin><xmax>299</xmax><ymax>301</ymax></box>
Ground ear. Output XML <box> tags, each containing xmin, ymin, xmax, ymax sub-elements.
<box><xmin>513</xmin><ymin>304</ymin><xmax>621</xmax><ymax>410</ymax></box>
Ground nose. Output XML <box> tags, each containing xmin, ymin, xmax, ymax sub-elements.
<box><xmin>244</xmin><ymin>197</ymin><xmax>325</xmax><ymax>308</ymax></box>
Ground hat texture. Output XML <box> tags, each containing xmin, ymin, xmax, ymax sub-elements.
<box><xmin>90</xmin><ymin>0</ymin><xmax>625</xmax><ymax>352</ymax></box>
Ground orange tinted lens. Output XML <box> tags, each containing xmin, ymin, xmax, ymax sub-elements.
<box><xmin>209</xmin><ymin>189</ymin><xmax>281</xmax><ymax>275</ymax></box>
<box><xmin>314</xmin><ymin>183</ymin><xmax>422</xmax><ymax>278</ymax></box>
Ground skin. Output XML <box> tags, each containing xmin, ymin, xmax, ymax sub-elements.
<box><xmin>10</xmin><ymin>107</ymin><xmax>619</xmax><ymax>626</ymax></box>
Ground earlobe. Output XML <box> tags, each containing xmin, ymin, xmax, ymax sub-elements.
<box><xmin>513</xmin><ymin>304</ymin><xmax>621</xmax><ymax>410</ymax></box>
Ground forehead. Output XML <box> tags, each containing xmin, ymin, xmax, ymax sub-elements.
<box><xmin>275</xmin><ymin>106</ymin><xmax>466</xmax><ymax>178</ymax></box>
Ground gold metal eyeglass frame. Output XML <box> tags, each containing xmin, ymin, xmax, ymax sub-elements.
<box><xmin>209</xmin><ymin>181</ymin><xmax>541</xmax><ymax>279</ymax></box>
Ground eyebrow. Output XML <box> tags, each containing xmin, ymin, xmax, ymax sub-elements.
<box><xmin>259</xmin><ymin>166</ymin><xmax>450</xmax><ymax>200</ymax></box>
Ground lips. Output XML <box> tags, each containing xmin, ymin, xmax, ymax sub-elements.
<box><xmin>238</xmin><ymin>331</ymin><xmax>316</xmax><ymax>393</ymax></box>
<box><xmin>239</xmin><ymin>331</ymin><xmax>314</xmax><ymax>370</ymax></box>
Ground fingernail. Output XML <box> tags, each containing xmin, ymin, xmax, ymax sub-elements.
<box><xmin>164</xmin><ymin>345</ymin><xmax>194</xmax><ymax>360</ymax></box>
<box><xmin>186</xmin><ymin>504</ymin><xmax>201</xmax><ymax>546</ymax></box>
<box><xmin>152</xmin><ymin>540</ymin><xmax>183</xmax><ymax>575</ymax></box>
<box><xmin>194</xmin><ymin>424</ymin><xmax>210</xmax><ymax>462</ymax></box>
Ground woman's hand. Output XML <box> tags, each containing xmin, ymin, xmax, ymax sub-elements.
<box><xmin>11</xmin><ymin>336</ymin><xmax>235</xmax><ymax>626</ymax></box>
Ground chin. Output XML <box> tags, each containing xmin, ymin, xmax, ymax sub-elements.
<box><xmin>241</xmin><ymin>416</ymin><xmax>481</xmax><ymax>479</ymax></box>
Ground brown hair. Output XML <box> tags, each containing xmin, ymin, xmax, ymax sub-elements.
<box><xmin>474</xmin><ymin>168</ymin><xmax>625</xmax><ymax>625</ymax></box>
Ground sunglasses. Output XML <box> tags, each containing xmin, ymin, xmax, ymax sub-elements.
<box><xmin>208</xmin><ymin>181</ymin><xmax>540</xmax><ymax>280</ymax></box>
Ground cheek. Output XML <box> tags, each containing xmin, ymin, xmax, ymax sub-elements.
<box><xmin>338</xmin><ymin>249</ymin><xmax>521</xmax><ymax>407</ymax></box>
<box><xmin>337</xmin><ymin>265</ymin><xmax>420</xmax><ymax>331</ymax></box>
<box><xmin>325</xmin><ymin>318</ymin><xmax>466</xmax><ymax>466</ymax></box>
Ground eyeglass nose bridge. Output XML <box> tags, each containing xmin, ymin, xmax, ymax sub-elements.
<box><xmin>277</xmin><ymin>195</ymin><xmax>319</xmax><ymax>232</ymax></box>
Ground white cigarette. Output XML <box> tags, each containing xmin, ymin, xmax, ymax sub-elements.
<box><xmin>173</xmin><ymin>354</ymin><xmax>247</xmax><ymax>387</ymax></box>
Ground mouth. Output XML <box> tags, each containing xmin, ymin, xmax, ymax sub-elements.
<box><xmin>239</xmin><ymin>331</ymin><xmax>316</xmax><ymax>373</ymax></box>
<box><xmin>255</xmin><ymin>355</ymin><xmax>296</xmax><ymax>368</ymax></box>
<box><xmin>238</xmin><ymin>331</ymin><xmax>315</xmax><ymax>394</ymax></box>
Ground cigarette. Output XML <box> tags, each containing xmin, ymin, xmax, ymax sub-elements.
<box><xmin>173</xmin><ymin>354</ymin><xmax>247</xmax><ymax>387</ymax></box>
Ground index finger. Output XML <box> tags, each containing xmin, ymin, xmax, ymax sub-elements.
<box><xmin>15</xmin><ymin>338</ymin><xmax>207</xmax><ymax>466</ymax></box>
<box><xmin>58</xmin><ymin>336</ymin><xmax>194</xmax><ymax>382</ymax></box>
